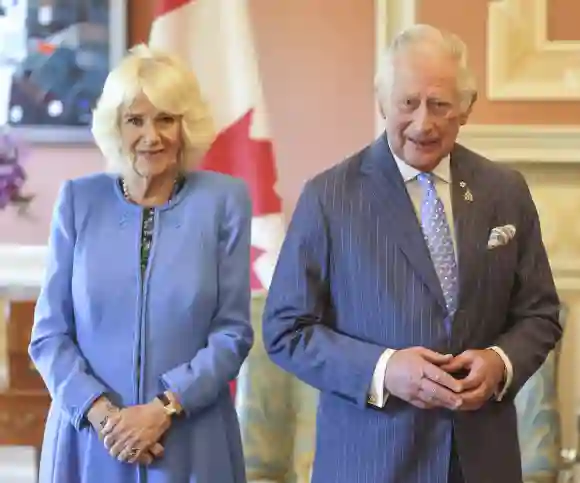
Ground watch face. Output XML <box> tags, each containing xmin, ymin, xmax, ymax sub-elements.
<box><xmin>157</xmin><ymin>393</ymin><xmax>181</xmax><ymax>416</ymax></box>
<box><xmin>166</xmin><ymin>405</ymin><xmax>177</xmax><ymax>415</ymax></box>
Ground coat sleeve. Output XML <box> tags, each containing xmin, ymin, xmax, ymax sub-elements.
<box><xmin>29</xmin><ymin>180</ymin><xmax>109</xmax><ymax>430</ymax></box>
<box><xmin>262</xmin><ymin>181</ymin><xmax>386</xmax><ymax>408</ymax></box>
<box><xmin>493</xmin><ymin>172</ymin><xmax>562</xmax><ymax>398</ymax></box>
<box><xmin>160</xmin><ymin>180</ymin><xmax>254</xmax><ymax>414</ymax></box>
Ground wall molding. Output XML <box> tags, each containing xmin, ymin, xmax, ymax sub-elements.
<box><xmin>374</xmin><ymin>0</ymin><xmax>416</xmax><ymax>135</ymax></box>
<box><xmin>553</xmin><ymin>262</ymin><xmax>580</xmax><ymax>293</ymax></box>
<box><xmin>375</xmin><ymin>0</ymin><xmax>580</xmax><ymax>102</ymax></box>
<box><xmin>487</xmin><ymin>0</ymin><xmax>580</xmax><ymax>100</ymax></box>
<box><xmin>374</xmin><ymin>0</ymin><xmax>415</xmax><ymax>56</ymax></box>
<box><xmin>458</xmin><ymin>124</ymin><xmax>580</xmax><ymax>164</ymax></box>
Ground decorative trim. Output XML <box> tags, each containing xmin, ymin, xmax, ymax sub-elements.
<box><xmin>375</xmin><ymin>0</ymin><xmax>580</xmax><ymax>101</ymax></box>
<box><xmin>374</xmin><ymin>0</ymin><xmax>415</xmax><ymax>55</ymax></box>
<box><xmin>487</xmin><ymin>0</ymin><xmax>580</xmax><ymax>100</ymax></box>
<box><xmin>458</xmin><ymin>124</ymin><xmax>580</xmax><ymax>164</ymax></box>
<box><xmin>553</xmin><ymin>262</ymin><xmax>580</xmax><ymax>293</ymax></box>
<box><xmin>374</xmin><ymin>0</ymin><xmax>416</xmax><ymax>136</ymax></box>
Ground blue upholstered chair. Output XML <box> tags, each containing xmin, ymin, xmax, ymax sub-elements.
<box><xmin>515</xmin><ymin>307</ymin><xmax>566</xmax><ymax>483</ymax></box>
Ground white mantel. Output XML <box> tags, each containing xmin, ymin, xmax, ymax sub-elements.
<box><xmin>0</xmin><ymin>244</ymin><xmax>46</xmax><ymax>300</ymax></box>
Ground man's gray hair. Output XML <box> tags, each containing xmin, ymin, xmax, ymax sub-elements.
<box><xmin>375</xmin><ymin>24</ymin><xmax>478</xmax><ymax>111</ymax></box>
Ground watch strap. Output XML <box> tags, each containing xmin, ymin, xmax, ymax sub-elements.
<box><xmin>156</xmin><ymin>392</ymin><xmax>171</xmax><ymax>407</ymax></box>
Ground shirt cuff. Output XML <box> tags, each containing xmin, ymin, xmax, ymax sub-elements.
<box><xmin>367</xmin><ymin>348</ymin><xmax>396</xmax><ymax>407</ymax></box>
<box><xmin>488</xmin><ymin>346</ymin><xmax>513</xmax><ymax>401</ymax></box>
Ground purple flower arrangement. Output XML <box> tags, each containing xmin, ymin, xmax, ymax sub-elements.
<box><xmin>0</xmin><ymin>129</ymin><xmax>34</xmax><ymax>212</ymax></box>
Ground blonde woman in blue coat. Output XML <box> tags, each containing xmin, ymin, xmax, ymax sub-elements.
<box><xmin>29</xmin><ymin>44</ymin><xmax>253</xmax><ymax>483</ymax></box>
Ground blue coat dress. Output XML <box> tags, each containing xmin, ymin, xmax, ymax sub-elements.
<box><xmin>29</xmin><ymin>171</ymin><xmax>254</xmax><ymax>483</ymax></box>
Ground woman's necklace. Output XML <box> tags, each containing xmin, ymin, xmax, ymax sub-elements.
<box><xmin>120</xmin><ymin>178</ymin><xmax>177</xmax><ymax>203</ymax></box>
<box><xmin>120</xmin><ymin>178</ymin><xmax>131</xmax><ymax>200</ymax></box>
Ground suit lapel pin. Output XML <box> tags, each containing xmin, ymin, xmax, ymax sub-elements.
<box><xmin>459</xmin><ymin>181</ymin><xmax>473</xmax><ymax>202</ymax></box>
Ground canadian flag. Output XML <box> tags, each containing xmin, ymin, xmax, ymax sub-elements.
<box><xmin>149</xmin><ymin>0</ymin><xmax>285</xmax><ymax>398</ymax></box>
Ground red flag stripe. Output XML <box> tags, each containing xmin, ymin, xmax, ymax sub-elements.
<box><xmin>154</xmin><ymin>0</ymin><xmax>192</xmax><ymax>18</ymax></box>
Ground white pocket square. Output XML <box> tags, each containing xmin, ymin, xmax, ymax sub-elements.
<box><xmin>487</xmin><ymin>224</ymin><xmax>516</xmax><ymax>249</ymax></box>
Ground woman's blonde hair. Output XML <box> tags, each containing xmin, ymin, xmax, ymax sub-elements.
<box><xmin>91</xmin><ymin>43</ymin><xmax>215</xmax><ymax>174</ymax></box>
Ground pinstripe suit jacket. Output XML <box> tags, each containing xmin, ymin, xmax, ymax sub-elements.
<box><xmin>262</xmin><ymin>133</ymin><xmax>561</xmax><ymax>483</ymax></box>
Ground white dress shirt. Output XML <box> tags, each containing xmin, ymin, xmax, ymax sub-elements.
<box><xmin>367</xmin><ymin>150</ymin><xmax>513</xmax><ymax>408</ymax></box>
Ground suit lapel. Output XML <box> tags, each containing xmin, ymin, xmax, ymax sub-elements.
<box><xmin>362</xmin><ymin>134</ymin><xmax>447</xmax><ymax>312</ymax></box>
<box><xmin>450</xmin><ymin>145</ymin><xmax>495</xmax><ymax>310</ymax></box>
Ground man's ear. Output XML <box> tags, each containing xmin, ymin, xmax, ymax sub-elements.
<box><xmin>459</xmin><ymin>92</ymin><xmax>477</xmax><ymax>125</ymax></box>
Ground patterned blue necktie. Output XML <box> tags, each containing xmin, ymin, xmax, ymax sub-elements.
<box><xmin>416</xmin><ymin>172</ymin><xmax>459</xmax><ymax>316</ymax></box>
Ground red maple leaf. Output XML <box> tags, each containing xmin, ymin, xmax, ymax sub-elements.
<box><xmin>202</xmin><ymin>109</ymin><xmax>282</xmax><ymax>217</ymax></box>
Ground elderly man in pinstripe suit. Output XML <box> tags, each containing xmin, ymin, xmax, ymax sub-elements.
<box><xmin>262</xmin><ymin>24</ymin><xmax>562</xmax><ymax>483</ymax></box>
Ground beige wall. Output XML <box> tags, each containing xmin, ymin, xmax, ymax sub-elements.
<box><xmin>383</xmin><ymin>0</ymin><xmax>580</xmax><ymax>450</ymax></box>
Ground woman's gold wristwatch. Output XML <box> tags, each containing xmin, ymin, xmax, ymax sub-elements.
<box><xmin>156</xmin><ymin>391</ymin><xmax>183</xmax><ymax>418</ymax></box>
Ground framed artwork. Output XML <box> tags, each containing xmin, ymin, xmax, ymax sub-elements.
<box><xmin>0</xmin><ymin>0</ymin><xmax>127</xmax><ymax>144</ymax></box>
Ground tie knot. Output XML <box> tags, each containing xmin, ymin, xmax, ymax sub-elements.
<box><xmin>416</xmin><ymin>172</ymin><xmax>435</xmax><ymax>187</ymax></box>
